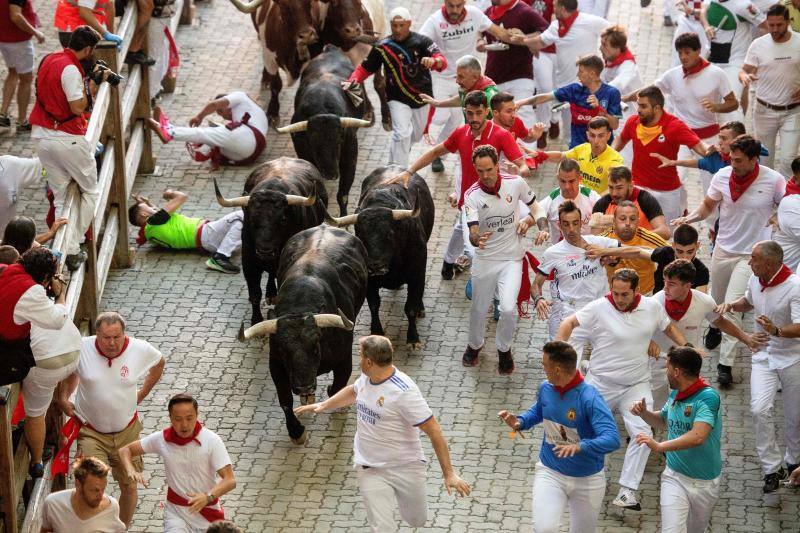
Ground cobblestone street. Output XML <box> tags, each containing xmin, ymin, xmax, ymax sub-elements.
<box><xmin>3</xmin><ymin>0</ymin><xmax>800</xmax><ymax>530</ymax></box>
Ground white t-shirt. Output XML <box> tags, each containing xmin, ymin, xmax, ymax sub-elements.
<box><xmin>745</xmin><ymin>272</ymin><xmax>800</xmax><ymax>370</ymax></box>
<box><xmin>226</xmin><ymin>91</ymin><xmax>268</xmax><ymax>136</ymax></box>
<box><xmin>540</xmin><ymin>12</ymin><xmax>610</xmax><ymax>86</ymax></box>
<box><xmin>602</xmin><ymin>57</ymin><xmax>644</xmax><ymax>97</ymax></box>
<box><xmin>576</xmin><ymin>295</ymin><xmax>672</xmax><ymax>386</ymax></box>
<box><xmin>707</xmin><ymin>164</ymin><xmax>786</xmax><ymax>254</ymax></box>
<box><xmin>775</xmin><ymin>193</ymin><xmax>800</xmax><ymax>272</ymax></box>
<box><xmin>419</xmin><ymin>5</ymin><xmax>493</xmax><ymax>77</ymax></box>
<box><xmin>463</xmin><ymin>174</ymin><xmax>536</xmax><ymax>260</ymax></box>
<box><xmin>141</xmin><ymin>426</ymin><xmax>231</xmax><ymax>531</ymax></box>
<box><xmin>538</xmin><ymin>186</ymin><xmax>601</xmax><ymax>241</ymax></box>
<box><xmin>12</xmin><ymin>284</ymin><xmax>68</xmax><ymax>330</ymax></box>
<box><xmin>352</xmin><ymin>369</ymin><xmax>433</xmax><ymax>468</ymax></box>
<box><xmin>707</xmin><ymin>0</ymin><xmax>765</xmax><ymax>66</ymax></box>
<box><xmin>744</xmin><ymin>31</ymin><xmax>800</xmax><ymax>106</ymax></box>
<box><xmin>0</xmin><ymin>155</ymin><xmax>43</xmax><ymax>236</ymax></box>
<box><xmin>537</xmin><ymin>235</ymin><xmax>618</xmax><ymax>305</ymax></box>
<box><xmin>30</xmin><ymin>318</ymin><xmax>82</xmax><ymax>361</ymax></box>
<box><xmin>651</xmin><ymin>290</ymin><xmax>720</xmax><ymax>349</ymax></box>
<box><xmin>41</xmin><ymin>490</ymin><xmax>126</xmax><ymax>533</ymax></box>
<box><xmin>656</xmin><ymin>63</ymin><xmax>733</xmax><ymax>130</ymax></box>
<box><xmin>74</xmin><ymin>336</ymin><xmax>162</xmax><ymax>433</ymax></box>
<box><xmin>31</xmin><ymin>65</ymin><xmax>85</xmax><ymax>140</ymax></box>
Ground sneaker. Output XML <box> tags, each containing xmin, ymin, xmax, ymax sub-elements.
<box><xmin>0</xmin><ymin>113</ymin><xmax>10</xmax><ymax>127</ymax></box>
<box><xmin>717</xmin><ymin>364</ymin><xmax>733</xmax><ymax>388</ymax></box>
<box><xmin>441</xmin><ymin>261</ymin><xmax>455</xmax><ymax>280</ymax></box>
<box><xmin>431</xmin><ymin>156</ymin><xmax>445</xmax><ymax>173</ymax></box>
<box><xmin>462</xmin><ymin>345</ymin><xmax>481</xmax><ymax>367</ymax></box>
<box><xmin>640</xmin><ymin>0</ymin><xmax>652</xmax><ymax>5</ymax></box>
<box><xmin>16</xmin><ymin>120</ymin><xmax>31</xmax><ymax>132</ymax></box>
<box><xmin>206</xmin><ymin>254</ymin><xmax>240</xmax><ymax>274</ymax></box>
<box><xmin>536</xmin><ymin>135</ymin><xmax>547</xmax><ymax>149</ymax></box>
<box><xmin>125</xmin><ymin>50</ymin><xmax>156</xmax><ymax>66</ymax></box>
<box><xmin>763</xmin><ymin>467</ymin><xmax>788</xmax><ymax>493</ymax></box>
<box><xmin>612</xmin><ymin>487</ymin><xmax>641</xmax><ymax>511</ymax></box>
<box><xmin>663</xmin><ymin>15</ymin><xmax>674</xmax><ymax>26</ymax></box>
<box><xmin>704</xmin><ymin>327</ymin><xmax>722</xmax><ymax>350</ymax></box>
<box><xmin>548</xmin><ymin>121</ymin><xmax>560</xmax><ymax>140</ymax></box>
<box><xmin>149</xmin><ymin>107</ymin><xmax>173</xmax><ymax>143</ymax></box>
<box><xmin>498</xmin><ymin>349</ymin><xmax>514</xmax><ymax>374</ymax></box>
<box><xmin>65</xmin><ymin>250</ymin><xmax>87</xmax><ymax>272</ymax></box>
<box><xmin>28</xmin><ymin>462</ymin><xmax>44</xmax><ymax>479</ymax></box>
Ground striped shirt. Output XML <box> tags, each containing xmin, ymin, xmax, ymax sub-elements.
<box><xmin>601</xmin><ymin>226</ymin><xmax>668</xmax><ymax>294</ymax></box>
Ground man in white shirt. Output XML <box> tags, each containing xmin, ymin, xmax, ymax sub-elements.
<box><xmin>119</xmin><ymin>393</ymin><xmax>237</xmax><ymax>533</ymax></box>
<box><xmin>671</xmin><ymin>0</ymin><xmax>710</xmax><ymax>66</ymax></box>
<box><xmin>463</xmin><ymin>144</ymin><xmax>541</xmax><ymax>373</ymax></box>
<box><xmin>741</xmin><ymin>3</ymin><xmax>800</xmax><ymax>177</ymax></box>
<box><xmin>0</xmin><ymin>154</ymin><xmax>43</xmax><ymax>236</ymax></box>
<box><xmin>556</xmin><ymin>268</ymin><xmax>689</xmax><ymax>511</ymax></box>
<box><xmin>295</xmin><ymin>335</ymin><xmax>470</xmax><ymax>533</ymax></box>
<box><xmin>56</xmin><ymin>311</ymin><xmax>165</xmax><ymax>528</ymax></box>
<box><xmin>673</xmin><ymin>135</ymin><xmax>786</xmax><ymax>388</ymax></box>
<box><xmin>537</xmin><ymin>159</ymin><xmax>601</xmax><ymax>241</ymax></box>
<box><xmin>41</xmin><ymin>457</ymin><xmax>126</xmax><ymax>533</ymax></box>
<box><xmin>775</xmin><ymin>157</ymin><xmax>800</xmax><ymax>271</ymax></box>
<box><xmin>716</xmin><ymin>241</ymin><xmax>800</xmax><ymax>495</ymax></box>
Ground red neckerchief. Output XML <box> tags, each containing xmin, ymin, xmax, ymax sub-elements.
<box><xmin>136</xmin><ymin>226</ymin><xmax>147</xmax><ymax>246</ymax></box>
<box><xmin>472</xmin><ymin>75</ymin><xmax>496</xmax><ymax>91</ymax></box>
<box><xmin>785</xmin><ymin>178</ymin><xmax>800</xmax><ymax>197</ymax></box>
<box><xmin>487</xmin><ymin>0</ymin><xmax>519</xmax><ymax>22</ymax></box>
<box><xmin>479</xmin><ymin>176</ymin><xmax>503</xmax><ymax>197</ymax></box>
<box><xmin>163</xmin><ymin>421</ymin><xmax>203</xmax><ymax>446</ymax></box>
<box><xmin>720</xmin><ymin>151</ymin><xmax>730</xmax><ymax>163</ymax></box>
<box><xmin>759</xmin><ymin>264</ymin><xmax>793</xmax><ymax>291</ymax></box>
<box><xmin>605</xmin><ymin>292</ymin><xmax>642</xmax><ymax>312</ymax></box>
<box><xmin>605</xmin><ymin>48</ymin><xmax>635</xmax><ymax>68</ymax></box>
<box><xmin>674</xmin><ymin>377</ymin><xmax>710</xmax><ymax>401</ymax></box>
<box><xmin>554</xmin><ymin>371</ymin><xmax>584</xmax><ymax>397</ymax></box>
<box><xmin>95</xmin><ymin>336</ymin><xmax>129</xmax><ymax>367</ymax></box>
<box><xmin>442</xmin><ymin>4</ymin><xmax>467</xmax><ymax>24</ymax></box>
<box><xmin>558</xmin><ymin>9</ymin><xmax>580</xmax><ymax>37</ymax></box>
<box><xmin>729</xmin><ymin>163</ymin><xmax>760</xmax><ymax>202</ymax></box>
<box><xmin>628</xmin><ymin>186</ymin><xmax>640</xmax><ymax>203</ymax></box>
<box><xmin>682</xmin><ymin>57</ymin><xmax>710</xmax><ymax>78</ymax></box>
<box><xmin>665</xmin><ymin>290</ymin><xmax>692</xmax><ymax>321</ymax></box>
<box><xmin>517</xmin><ymin>252</ymin><xmax>541</xmax><ymax>317</ymax></box>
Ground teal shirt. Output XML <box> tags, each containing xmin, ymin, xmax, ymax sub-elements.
<box><xmin>660</xmin><ymin>386</ymin><xmax>723</xmax><ymax>480</ymax></box>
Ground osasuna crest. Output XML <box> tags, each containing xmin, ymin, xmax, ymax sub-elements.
<box><xmin>505</xmin><ymin>194</ymin><xmax>513</xmax><ymax>203</ymax></box>
<box><xmin>658</xmin><ymin>134</ymin><xmax>666</xmax><ymax>143</ymax></box>
<box><xmin>567</xmin><ymin>408</ymin><xmax>576</xmax><ymax>421</ymax></box>
<box><xmin>377</xmin><ymin>396</ymin><xmax>384</xmax><ymax>407</ymax></box>
<box><xmin>683</xmin><ymin>404</ymin><xmax>693</xmax><ymax>417</ymax></box>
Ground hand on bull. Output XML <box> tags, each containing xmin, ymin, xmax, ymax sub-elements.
<box><xmin>420</xmin><ymin>57</ymin><xmax>438</xmax><ymax>70</ymax></box>
<box><xmin>293</xmin><ymin>402</ymin><xmax>327</xmax><ymax>415</ymax></box>
<box><xmin>420</xmin><ymin>93</ymin><xmax>438</xmax><ymax>106</ymax></box>
<box><xmin>341</xmin><ymin>80</ymin><xmax>359</xmax><ymax>92</ymax></box>
<box><xmin>386</xmin><ymin>170</ymin><xmax>411</xmax><ymax>188</ymax></box>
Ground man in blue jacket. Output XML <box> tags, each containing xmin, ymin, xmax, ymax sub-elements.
<box><xmin>498</xmin><ymin>340</ymin><xmax>620</xmax><ymax>532</ymax></box>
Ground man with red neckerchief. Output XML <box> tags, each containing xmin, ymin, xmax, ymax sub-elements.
<box><xmin>556</xmin><ymin>268</ymin><xmax>689</xmax><ymax>511</ymax></box>
<box><xmin>715</xmin><ymin>241</ymin><xmax>800</xmax><ymax>496</ymax></box>
<box><xmin>673</xmin><ymin>136</ymin><xmax>785</xmax><ymax>389</ymax></box>
<box><xmin>56</xmin><ymin>311</ymin><xmax>165</xmax><ymax>529</ymax></box>
<box><xmin>119</xmin><ymin>393</ymin><xmax>236</xmax><ymax>533</ymax></box>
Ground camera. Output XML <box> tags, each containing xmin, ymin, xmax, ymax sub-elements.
<box><xmin>89</xmin><ymin>60</ymin><xmax>123</xmax><ymax>87</ymax></box>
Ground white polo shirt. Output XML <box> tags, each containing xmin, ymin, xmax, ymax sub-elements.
<box><xmin>707</xmin><ymin>164</ymin><xmax>785</xmax><ymax>255</ymax></box>
<box><xmin>744</xmin><ymin>31</ymin><xmax>800</xmax><ymax>106</ymax></box>
<box><xmin>745</xmin><ymin>272</ymin><xmax>800</xmax><ymax>370</ymax></box>
<box><xmin>576</xmin><ymin>295</ymin><xmax>672</xmax><ymax>386</ymax></box>
<box><xmin>537</xmin><ymin>235</ymin><xmax>618</xmax><ymax>306</ymax></box>
<box><xmin>655</xmin><ymin>63</ymin><xmax>733</xmax><ymax>130</ymax></box>
<box><xmin>419</xmin><ymin>5</ymin><xmax>493</xmax><ymax>78</ymax></box>
<box><xmin>41</xmin><ymin>490</ymin><xmax>125</xmax><ymax>533</ymax></box>
<box><xmin>539</xmin><ymin>12</ymin><xmax>610</xmax><ymax>86</ymax></box>
<box><xmin>775</xmin><ymin>193</ymin><xmax>800</xmax><ymax>272</ymax></box>
<box><xmin>352</xmin><ymin>369</ymin><xmax>433</xmax><ymax>468</ymax></box>
<box><xmin>538</xmin><ymin>186</ymin><xmax>601</xmax><ymax>242</ymax></box>
<box><xmin>463</xmin><ymin>174</ymin><xmax>536</xmax><ymax>261</ymax></box>
<box><xmin>0</xmin><ymin>155</ymin><xmax>43</xmax><ymax>236</ymax></box>
<box><xmin>651</xmin><ymin>290</ymin><xmax>720</xmax><ymax>350</ymax></box>
<box><xmin>74</xmin><ymin>336</ymin><xmax>162</xmax><ymax>433</ymax></box>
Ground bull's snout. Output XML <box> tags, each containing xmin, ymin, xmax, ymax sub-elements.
<box><xmin>255</xmin><ymin>247</ymin><xmax>278</xmax><ymax>263</ymax></box>
<box><xmin>297</xmin><ymin>28</ymin><xmax>318</xmax><ymax>45</ymax></box>
<box><xmin>341</xmin><ymin>24</ymin><xmax>362</xmax><ymax>39</ymax></box>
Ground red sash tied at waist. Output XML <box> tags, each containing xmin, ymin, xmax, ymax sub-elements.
<box><xmin>52</xmin><ymin>412</ymin><xmax>139</xmax><ymax>475</ymax></box>
<box><xmin>167</xmin><ymin>487</ymin><xmax>225</xmax><ymax>523</ymax></box>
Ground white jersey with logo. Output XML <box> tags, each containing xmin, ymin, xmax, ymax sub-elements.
<box><xmin>744</xmin><ymin>31</ymin><xmax>800</xmax><ymax>106</ymax></box>
<box><xmin>74</xmin><ymin>336</ymin><xmax>162</xmax><ymax>433</ymax></box>
<box><xmin>538</xmin><ymin>185</ymin><xmax>601</xmax><ymax>241</ymax></box>
<box><xmin>419</xmin><ymin>5</ymin><xmax>493</xmax><ymax>77</ymax></box>
<box><xmin>463</xmin><ymin>174</ymin><xmax>537</xmax><ymax>260</ymax></box>
<box><xmin>537</xmin><ymin>235</ymin><xmax>619</xmax><ymax>305</ymax></box>
<box><xmin>651</xmin><ymin>290</ymin><xmax>720</xmax><ymax>349</ymax></box>
<box><xmin>352</xmin><ymin>369</ymin><xmax>433</xmax><ymax>468</ymax></box>
<box><xmin>745</xmin><ymin>272</ymin><xmax>800</xmax><ymax>370</ymax></box>
<box><xmin>655</xmin><ymin>63</ymin><xmax>733</xmax><ymax>130</ymax></box>
<box><xmin>41</xmin><ymin>490</ymin><xmax>126</xmax><ymax>533</ymax></box>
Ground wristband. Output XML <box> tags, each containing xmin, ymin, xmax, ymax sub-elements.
<box><xmin>775</xmin><ymin>327</ymin><xmax>782</xmax><ymax>338</ymax></box>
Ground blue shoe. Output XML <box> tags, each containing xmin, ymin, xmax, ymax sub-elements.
<box><xmin>493</xmin><ymin>299</ymin><xmax>500</xmax><ymax>321</ymax></box>
<box><xmin>465</xmin><ymin>278</ymin><xmax>472</xmax><ymax>300</ymax></box>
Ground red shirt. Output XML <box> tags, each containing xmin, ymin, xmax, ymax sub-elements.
<box><xmin>508</xmin><ymin>116</ymin><xmax>529</xmax><ymax>140</ymax></box>
<box><xmin>444</xmin><ymin>121</ymin><xmax>524</xmax><ymax>207</ymax></box>
<box><xmin>620</xmin><ymin>112</ymin><xmax>701</xmax><ymax>191</ymax></box>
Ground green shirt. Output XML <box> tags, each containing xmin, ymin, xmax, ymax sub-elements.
<box><xmin>459</xmin><ymin>82</ymin><xmax>499</xmax><ymax>120</ymax></box>
<box><xmin>144</xmin><ymin>209</ymin><xmax>203</xmax><ymax>250</ymax></box>
<box><xmin>660</xmin><ymin>386</ymin><xmax>723</xmax><ymax>480</ymax></box>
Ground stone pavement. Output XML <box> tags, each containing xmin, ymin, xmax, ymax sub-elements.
<box><xmin>3</xmin><ymin>0</ymin><xmax>799</xmax><ymax>530</ymax></box>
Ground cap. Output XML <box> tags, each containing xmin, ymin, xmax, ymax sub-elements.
<box><xmin>388</xmin><ymin>7</ymin><xmax>412</xmax><ymax>21</ymax></box>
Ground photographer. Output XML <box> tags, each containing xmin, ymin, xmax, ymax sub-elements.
<box><xmin>28</xmin><ymin>26</ymin><xmax>116</xmax><ymax>271</ymax></box>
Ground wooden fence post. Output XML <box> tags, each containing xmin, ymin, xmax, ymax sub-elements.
<box><xmin>0</xmin><ymin>386</ymin><xmax>18</xmax><ymax>533</ymax></box>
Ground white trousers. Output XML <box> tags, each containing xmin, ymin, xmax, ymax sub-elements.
<box><xmin>171</xmin><ymin>124</ymin><xmax>257</xmax><ymax>162</ymax></box>
<box><xmin>469</xmin><ymin>258</ymin><xmax>522</xmax><ymax>352</ymax></box>
<box><xmin>533</xmin><ymin>52</ymin><xmax>557</xmax><ymax>128</ymax></box>
<box><xmin>750</xmin><ymin>359</ymin><xmax>800</xmax><ymax>474</ymax></box>
<box><xmin>718</xmin><ymin>64</ymin><xmax>745</xmax><ymax>124</ymax></box>
<box><xmin>709</xmin><ymin>248</ymin><xmax>752</xmax><ymax>367</ymax></box>
<box><xmin>356</xmin><ymin>462</ymin><xmax>428</xmax><ymax>532</ymax></box>
<box><xmin>431</xmin><ymin>73</ymin><xmax>462</xmax><ymax>144</ymax></box>
<box><xmin>497</xmin><ymin>78</ymin><xmax>537</xmax><ymax>149</ymax></box>
<box><xmin>548</xmin><ymin>300</ymin><xmax>591</xmax><ymax>365</ymax></box>
<box><xmin>754</xmin><ymin>102</ymin><xmax>800</xmax><ymax>178</ymax></box>
<box><xmin>36</xmin><ymin>136</ymin><xmax>99</xmax><ymax>255</ymax></box>
<box><xmin>639</xmin><ymin>186</ymin><xmax>682</xmax><ymax>230</ymax></box>
<box><xmin>163</xmin><ymin>502</ymin><xmax>213</xmax><ymax>533</ymax></box>
<box><xmin>387</xmin><ymin>101</ymin><xmax>429</xmax><ymax>167</ymax></box>
<box><xmin>586</xmin><ymin>376</ymin><xmax>653</xmax><ymax>490</ymax></box>
<box><xmin>199</xmin><ymin>211</ymin><xmax>243</xmax><ymax>258</ymax></box>
<box><xmin>532</xmin><ymin>462</ymin><xmax>606</xmax><ymax>533</ymax></box>
<box><xmin>443</xmin><ymin>210</ymin><xmax>475</xmax><ymax>264</ymax></box>
<box><xmin>660</xmin><ymin>467</ymin><xmax>720</xmax><ymax>533</ymax></box>
<box><xmin>650</xmin><ymin>355</ymin><xmax>670</xmax><ymax>411</ymax></box>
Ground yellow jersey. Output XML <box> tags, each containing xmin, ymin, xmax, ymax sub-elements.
<box><xmin>564</xmin><ymin>143</ymin><xmax>625</xmax><ymax>194</ymax></box>
<box><xmin>601</xmin><ymin>226</ymin><xmax>669</xmax><ymax>295</ymax></box>
<box><xmin>785</xmin><ymin>0</ymin><xmax>800</xmax><ymax>32</ymax></box>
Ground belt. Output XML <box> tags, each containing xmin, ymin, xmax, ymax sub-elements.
<box><xmin>757</xmin><ymin>98</ymin><xmax>800</xmax><ymax>112</ymax></box>
<box><xmin>195</xmin><ymin>220</ymin><xmax>209</xmax><ymax>250</ymax></box>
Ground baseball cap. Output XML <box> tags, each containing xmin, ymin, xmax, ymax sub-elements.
<box><xmin>388</xmin><ymin>7</ymin><xmax>412</xmax><ymax>21</ymax></box>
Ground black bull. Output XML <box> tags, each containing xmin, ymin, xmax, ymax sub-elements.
<box><xmin>239</xmin><ymin>225</ymin><xmax>368</xmax><ymax>443</ymax></box>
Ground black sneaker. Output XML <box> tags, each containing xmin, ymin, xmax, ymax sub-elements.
<box><xmin>65</xmin><ymin>250</ymin><xmax>87</xmax><ymax>272</ymax></box>
<box><xmin>28</xmin><ymin>462</ymin><xmax>44</xmax><ymax>479</ymax></box>
<box><xmin>640</xmin><ymin>0</ymin><xmax>652</xmax><ymax>5</ymax></box>
<box><xmin>704</xmin><ymin>327</ymin><xmax>722</xmax><ymax>350</ymax></box>
<box><xmin>441</xmin><ymin>261</ymin><xmax>455</xmax><ymax>280</ymax></box>
<box><xmin>125</xmin><ymin>50</ymin><xmax>156</xmax><ymax>66</ymax></box>
<box><xmin>498</xmin><ymin>349</ymin><xmax>514</xmax><ymax>375</ymax></box>
<box><xmin>431</xmin><ymin>157</ymin><xmax>445</xmax><ymax>173</ymax></box>
<box><xmin>0</xmin><ymin>113</ymin><xmax>10</xmax><ymax>127</ymax></box>
<box><xmin>717</xmin><ymin>364</ymin><xmax>733</xmax><ymax>388</ymax></box>
<box><xmin>462</xmin><ymin>345</ymin><xmax>481</xmax><ymax>367</ymax></box>
<box><xmin>764</xmin><ymin>467</ymin><xmax>788</xmax><ymax>493</ymax></box>
<box><xmin>663</xmin><ymin>15</ymin><xmax>674</xmax><ymax>26</ymax></box>
<box><xmin>206</xmin><ymin>253</ymin><xmax>240</xmax><ymax>274</ymax></box>
<box><xmin>17</xmin><ymin>120</ymin><xmax>31</xmax><ymax>132</ymax></box>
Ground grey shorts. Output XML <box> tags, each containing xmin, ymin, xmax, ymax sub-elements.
<box><xmin>0</xmin><ymin>39</ymin><xmax>35</xmax><ymax>74</ymax></box>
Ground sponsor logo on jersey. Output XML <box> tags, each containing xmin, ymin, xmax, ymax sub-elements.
<box><xmin>658</xmin><ymin>134</ymin><xmax>666</xmax><ymax>142</ymax></box>
<box><xmin>684</xmin><ymin>405</ymin><xmax>693</xmax><ymax>417</ymax></box>
<box><xmin>567</xmin><ymin>408</ymin><xmax>576</xmax><ymax>421</ymax></box>
<box><xmin>377</xmin><ymin>396</ymin><xmax>384</xmax><ymax>407</ymax></box>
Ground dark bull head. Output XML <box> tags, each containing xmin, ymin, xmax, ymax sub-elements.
<box><xmin>238</xmin><ymin>309</ymin><xmax>354</xmax><ymax>404</ymax></box>
<box><xmin>320</xmin><ymin>0</ymin><xmax>367</xmax><ymax>41</ymax></box>
<box><xmin>228</xmin><ymin>0</ymin><xmax>318</xmax><ymax>55</ymax></box>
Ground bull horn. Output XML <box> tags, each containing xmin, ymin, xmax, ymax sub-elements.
<box><xmin>392</xmin><ymin>198</ymin><xmax>420</xmax><ymax>220</ymax></box>
<box><xmin>239</xmin><ymin>318</ymin><xmax>279</xmax><ymax>340</ymax></box>
<box><xmin>313</xmin><ymin>309</ymin><xmax>354</xmax><ymax>330</ymax></box>
<box><xmin>285</xmin><ymin>193</ymin><xmax>316</xmax><ymax>206</ymax></box>
<box><xmin>227</xmin><ymin>0</ymin><xmax>266</xmax><ymax>13</ymax></box>
<box><xmin>214</xmin><ymin>178</ymin><xmax>249</xmax><ymax>207</ymax></box>
<box><xmin>324</xmin><ymin>211</ymin><xmax>358</xmax><ymax>227</ymax></box>
<box><xmin>276</xmin><ymin>121</ymin><xmax>309</xmax><ymax>134</ymax></box>
<box><xmin>339</xmin><ymin>117</ymin><xmax>372</xmax><ymax>128</ymax></box>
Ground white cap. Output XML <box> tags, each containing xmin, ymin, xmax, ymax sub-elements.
<box><xmin>388</xmin><ymin>7</ymin><xmax>412</xmax><ymax>21</ymax></box>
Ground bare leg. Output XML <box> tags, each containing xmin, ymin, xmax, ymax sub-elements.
<box><xmin>118</xmin><ymin>481</ymin><xmax>138</xmax><ymax>528</ymax></box>
<box><xmin>130</xmin><ymin>0</ymin><xmax>153</xmax><ymax>52</ymax></box>
<box><xmin>1</xmin><ymin>68</ymin><xmax>19</xmax><ymax>115</ymax></box>
<box><xmin>23</xmin><ymin>415</ymin><xmax>46</xmax><ymax>464</ymax></box>
<box><xmin>16</xmin><ymin>72</ymin><xmax>32</xmax><ymax>122</ymax></box>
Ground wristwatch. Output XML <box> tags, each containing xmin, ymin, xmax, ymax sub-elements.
<box><xmin>775</xmin><ymin>326</ymin><xmax>782</xmax><ymax>338</ymax></box>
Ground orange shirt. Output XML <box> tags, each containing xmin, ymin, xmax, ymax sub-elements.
<box><xmin>601</xmin><ymin>226</ymin><xmax>669</xmax><ymax>295</ymax></box>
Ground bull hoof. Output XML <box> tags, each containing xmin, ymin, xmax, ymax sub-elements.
<box><xmin>417</xmin><ymin>309</ymin><xmax>426</xmax><ymax>318</ymax></box>
<box><xmin>407</xmin><ymin>341</ymin><xmax>423</xmax><ymax>351</ymax></box>
<box><xmin>300</xmin><ymin>393</ymin><xmax>316</xmax><ymax>406</ymax></box>
<box><xmin>290</xmin><ymin>430</ymin><xmax>309</xmax><ymax>446</ymax></box>
<box><xmin>266</xmin><ymin>296</ymin><xmax>277</xmax><ymax>306</ymax></box>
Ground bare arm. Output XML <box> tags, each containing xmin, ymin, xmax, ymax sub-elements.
<box><xmin>9</xmin><ymin>5</ymin><xmax>42</xmax><ymax>39</ymax></box>
<box><xmin>664</xmin><ymin>323</ymin><xmax>688</xmax><ymax>347</ymax></box>
<box><xmin>57</xmin><ymin>372</ymin><xmax>80</xmax><ymax>416</ymax></box>
<box><xmin>649</xmin><ymin>215</ymin><xmax>671</xmax><ymax>239</ymax></box>
<box><xmin>555</xmin><ymin>314</ymin><xmax>580</xmax><ymax>342</ymax></box>
<box><xmin>418</xmin><ymin>417</ymin><xmax>471</xmax><ymax>496</ymax></box>
<box><xmin>189</xmin><ymin>97</ymin><xmax>231</xmax><ymax>126</ymax></box>
<box><xmin>712</xmin><ymin>91</ymin><xmax>739</xmax><ymax>114</ymax></box>
<box><xmin>77</xmin><ymin>6</ymin><xmax>107</xmax><ymax>34</ymax></box>
<box><xmin>612</xmin><ymin>135</ymin><xmax>629</xmax><ymax>152</ymax></box>
<box><xmin>672</xmin><ymin>195</ymin><xmax>719</xmax><ymax>226</ymax></box>
<box><xmin>137</xmin><ymin>357</ymin><xmax>165</xmax><ymax>404</ymax></box>
<box><xmin>644</xmin><ymin>422</ymin><xmax>713</xmax><ymax>452</ymax></box>
<box><xmin>119</xmin><ymin>441</ymin><xmax>147</xmax><ymax>486</ymax></box>
<box><xmin>423</xmin><ymin>93</ymin><xmax>461</xmax><ymax>108</ymax></box>
<box><xmin>517</xmin><ymin>93</ymin><xmax>554</xmax><ymax>108</ymax></box>
<box><xmin>592</xmin><ymin>245</ymin><xmax>653</xmax><ymax>260</ymax></box>
<box><xmin>162</xmin><ymin>190</ymin><xmax>189</xmax><ymax>214</ymax></box>
<box><xmin>690</xmin><ymin>140</ymin><xmax>710</xmax><ymax>158</ymax></box>
<box><xmin>295</xmin><ymin>383</ymin><xmax>357</xmax><ymax>415</ymax></box>
<box><xmin>208</xmin><ymin>465</ymin><xmax>236</xmax><ymax>500</ymax></box>
<box><xmin>544</xmin><ymin>151</ymin><xmax>565</xmax><ymax>163</ymax></box>
<box><xmin>631</xmin><ymin>401</ymin><xmax>666</xmax><ymax>429</ymax></box>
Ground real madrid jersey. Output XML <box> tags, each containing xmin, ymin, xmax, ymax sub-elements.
<box><xmin>536</xmin><ymin>235</ymin><xmax>619</xmax><ymax>306</ymax></box>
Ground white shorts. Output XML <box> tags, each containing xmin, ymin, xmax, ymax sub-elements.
<box><xmin>0</xmin><ymin>39</ymin><xmax>35</xmax><ymax>74</ymax></box>
<box><xmin>21</xmin><ymin>357</ymin><xmax>79</xmax><ymax>417</ymax></box>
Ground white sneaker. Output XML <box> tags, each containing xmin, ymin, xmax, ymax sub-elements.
<box><xmin>612</xmin><ymin>487</ymin><xmax>641</xmax><ymax>511</ymax></box>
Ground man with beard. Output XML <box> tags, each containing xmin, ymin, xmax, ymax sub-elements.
<box><xmin>490</xmin><ymin>91</ymin><xmax>546</xmax><ymax>147</ymax></box>
<box><xmin>537</xmin><ymin>159</ymin><xmax>601</xmax><ymax>242</ymax></box>
<box><xmin>591</xmin><ymin>166</ymin><xmax>670</xmax><ymax>239</ymax></box>
<box><xmin>421</xmin><ymin>55</ymin><xmax>499</xmax><ymax>123</ymax></box>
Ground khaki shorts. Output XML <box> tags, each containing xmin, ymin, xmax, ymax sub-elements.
<box><xmin>77</xmin><ymin>417</ymin><xmax>143</xmax><ymax>484</ymax></box>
